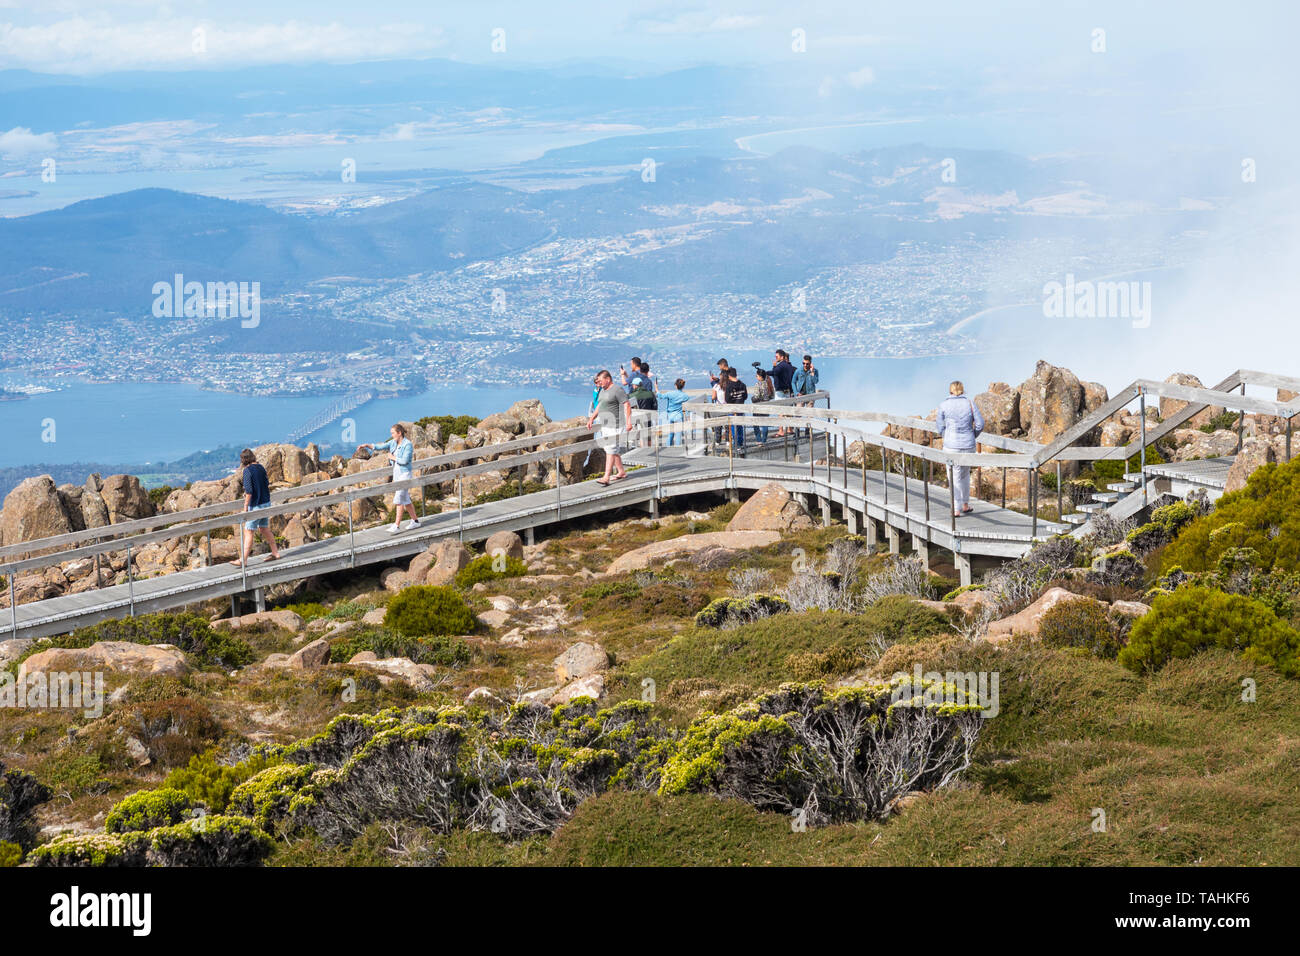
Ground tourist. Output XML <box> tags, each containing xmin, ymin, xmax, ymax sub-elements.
<box><xmin>750</xmin><ymin>367</ymin><xmax>774</xmax><ymax>444</ymax></box>
<box><xmin>724</xmin><ymin>366</ymin><xmax>748</xmax><ymax>448</ymax></box>
<box><xmin>628</xmin><ymin>374</ymin><xmax>658</xmax><ymax>447</ymax></box>
<box><xmin>620</xmin><ymin>356</ymin><xmax>658</xmax><ymax>392</ymax></box>
<box><xmin>660</xmin><ymin>377</ymin><xmax>692</xmax><ymax>446</ymax></box>
<box><xmin>935</xmin><ymin>380</ymin><xmax>985</xmax><ymax>518</ymax></box>
<box><xmin>710</xmin><ymin>360</ymin><xmax>729</xmax><ymax>443</ymax></box>
<box><xmin>233</xmin><ymin>448</ymin><xmax>280</xmax><ymax>566</ymax></box>
<box><xmin>792</xmin><ymin>353</ymin><xmax>819</xmax><ymax>397</ymax></box>
<box><xmin>587</xmin><ymin>369</ymin><xmax>632</xmax><ymax>485</ymax></box>
<box><xmin>358</xmin><ymin>423</ymin><xmax>420</xmax><ymax>533</ymax></box>
<box><xmin>759</xmin><ymin>349</ymin><xmax>797</xmax><ymax>436</ymax></box>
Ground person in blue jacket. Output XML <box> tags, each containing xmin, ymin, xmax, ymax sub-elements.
<box><xmin>935</xmin><ymin>380</ymin><xmax>986</xmax><ymax>517</ymax></box>
<box><xmin>791</xmin><ymin>354</ymin><xmax>819</xmax><ymax>396</ymax></box>
<box><xmin>359</xmin><ymin>423</ymin><xmax>420</xmax><ymax>533</ymax></box>
<box><xmin>660</xmin><ymin>378</ymin><xmax>692</xmax><ymax>446</ymax></box>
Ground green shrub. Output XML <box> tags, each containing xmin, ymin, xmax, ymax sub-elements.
<box><xmin>1037</xmin><ymin>598</ymin><xmax>1122</xmax><ymax>659</ymax></box>
<box><xmin>105</xmin><ymin>788</ymin><xmax>196</xmax><ymax>833</ymax></box>
<box><xmin>330</xmin><ymin>626</ymin><xmax>470</xmax><ymax>668</ymax></box>
<box><xmin>0</xmin><ymin>841</ymin><xmax>20</xmax><ymax>867</ymax></box>
<box><xmin>694</xmin><ymin>594</ymin><xmax>790</xmax><ymax>629</ymax></box>
<box><xmin>475</xmin><ymin>480</ymin><xmax>548</xmax><ymax>505</ymax></box>
<box><xmin>384</xmin><ymin>586</ymin><xmax>477</xmax><ymax>637</ymax></box>
<box><xmin>1118</xmin><ymin>586</ymin><xmax>1300</xmax><ymax>677</ymax></box>
<box><xmin>1162</xmin><ymin>457</ymin><xmax>1300</xmax><ymax>574</ymax></box>
<box><xmin>1092</xmin><ymin>447</ymin><xmax>1165</xmax><ymax>484</ymax></box>
<box><xmin>454</xmin><ymin>554</ymin><xmax>527</xmax><ymax>589</ymax></box>
<box><xmin>866</xmin><ymin>594</ymin><xmax>954</xmax><ymax>642</ymax></box>
<box><xmin>941</xmin><ymin>583</ymin><xmax>987</xmax><ymax>603</ymax></box>
<box><xmin>1</xmin><ymin>760</ymin><xmax>53</xmax><ymax>848</ymax></box>
<box><xmin>163</xmin><ymin>749</ymin><xmax>274</xmax><ymax>814</ymax></box>
<box><xmin>415</xmin><ymin>414</ymin><xmax>479</xmax><ymax>437</ymax></box>
<box><xmin>1199</xmin><ymin>410</ymin><xmax>1242</xmax><ymax>433</ymax></box>
<box><xmin>229</xmin><ymin>764</ymin><xmax>317</xmax><ymax>830</ymax></box>
<box><xmin>29</xmin><ymin>816</ymin><xmax>274</xmax><ymax>867</ymax></box>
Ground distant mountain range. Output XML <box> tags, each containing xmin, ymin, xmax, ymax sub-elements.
<box><xmin>0</xmin><ymin>144</ymin><xmax>1211</xmax><ymax>316</ymax></box>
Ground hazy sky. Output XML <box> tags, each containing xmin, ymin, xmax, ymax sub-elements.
<box><xmin>1</xmin><ymin>1</ymin><xmax>1295</xmax><ymax>74</ymax></box>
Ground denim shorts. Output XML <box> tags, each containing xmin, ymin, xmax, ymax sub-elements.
<box><xmin>243</xmin><ymin>503</ymin><xmax>270</xmax><ymax>530</ymax></box>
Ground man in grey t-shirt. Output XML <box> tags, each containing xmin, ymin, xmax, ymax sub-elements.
<box><xmin>587</xmin><ymin>369</ymin><xmax>632</xmax><ymax>485</ymax></box>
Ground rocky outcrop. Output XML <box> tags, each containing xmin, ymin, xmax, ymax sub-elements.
<box><xmin>1</xmin><ymin>476</ymin><xmax>75</xmax><ymax>546</ymax></box>
<box><xmin>1160</xmin><ymin>372</ymin><xmax>1221</xmax><ymax>428</ymax></box>
<box><xmin>972</xmin><ymin>382</ymin><xmax>1019</xmax><ymax>435</ymax></box>
<box><xmin>420</xmin><ymin>539</ymin><xmax>471</xmax><ymax>586</ymax></box>
<box><xmin>606</xmin><ymin>530</ymin><xmax>781</xmax><ymax>574</ymax></box>
<box><xmin>727</xmin><ymin>483</ymin><xmax>814</xmax><ymax>532</ymax></box>
<box><xmin>485</xmin><ymin>530</ymin><xmax>525</xmax><ymax>562</ymax></box>
<box><xmin>99</xmin><ymin>474</ymin><xmax>155</xmax><ymax>524</ymax></box>
<box><xmin>19</xmin><ymin>641</ymin><xmax>189</xmax><ymax>678</ymax></box>
<box><xmin>1224</xmin><ymin>437</ymin><xmax>1276</xmax><ymax>494</ymax></box>
<box><xmin>553</xmin><ymin>641</ymin><xmax>608</xmax><ymax>683</ymax></box>
<box><xmin>985</xmin><ymin>587</ymin><xmax>1105</xmax><ymax>643</ymax></box>
<box><xmin>216</xmin><ymin>610</ymin><xmax>304</xmax><ymax>632</ymax></box>
<box><xmin>1018</xmin><ymin>360</ymin><xmax>1088</xmax><ymax>445</ymax></box>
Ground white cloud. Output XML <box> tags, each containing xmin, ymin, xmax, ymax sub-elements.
<box><xmin>0</xmin><ymin>126</ymin><xmax>57</xmax><ymax>157</ymax></box>
<box><xmin>0</xmin><ymin>17</ymin><xmax>446</xmax><ymax>73</ymax></box>
<box><xmin>636</xmin><ymin>12</ymin><xmax>764</xmax><ymax>35</ymax></box>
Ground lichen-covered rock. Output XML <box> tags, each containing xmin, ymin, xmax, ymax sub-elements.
<box><xmin>19</xmin><ymin>641</ymin><xmax>189</xmax><ymax>679</ymax></box>
<box><xmin>553</xmin><ymin>641</ymin><xmax>609</xmax><ymax>683</ymax></box>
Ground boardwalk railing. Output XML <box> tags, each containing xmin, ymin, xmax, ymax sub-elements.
<box><xmin>5</xmin><ymin>369</ymin><xmax>1299</xmax><ymax>631</ymax></box>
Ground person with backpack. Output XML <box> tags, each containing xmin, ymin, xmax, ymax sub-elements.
<box><xmin>935</xmin><ymin>380</ymin><xmax>986</xmax><ymax>517</ymax></box>
<box><xmin>750</xmin><ymin>367</ymin><xmax>775</xmax><ymax>444</ymax></box>
<box><xmin>234</xmin><ymin>448</ymin><xmax>280</xmax><ymax>566</ymax></box>
<box><xmin>724</xmin><ymin>366</ymin><xmax>748</xmax><ymax>448</ymax></box>
<box><xmin>628</xmin><ymin>375</ymin><xmax>659</xmax><ymax>447</ymax></box>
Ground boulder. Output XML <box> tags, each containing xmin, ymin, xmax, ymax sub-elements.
<box><xmin>99</xmin><ymin>474</ymin><xmax>155</xmax><ymax>523</ymax></box>
<box><xmin>424</xmin><ymin>539</ymin><xmax>471</xmax><ymax>587</ymax></box>
<box><xmin>553</xmin><ymin>641</ymin><xmax>609</xmax><ymax>683</ymax></box>
<box><xmin>484</xmin><ymin>530</ymin><xmax>525</xmax><ymax>562</ymax></box>
<box><xmin>215</xmin><ymin>609</ymin><xmax>303</xmax><ymax>632</ymax></box>
<box><xmin>19</xmin><ymin>641</ymin><xmax>189</xmax><ymax>678</ymax></box>
<box><xmin>972</xmin><ymin>382</ymin><xmax>1020</xmax><ymax>435</ymax></box>
<box><xmin>287</xmin><ymin>638</ymin><xmax>330</xmax><ymax>670</ymax></box>
<box><xmin>949</xmin><ymin>588</ymin><xmax>999</xmax><ymax>612</ymax></box>
<box><xmin>347</xmin><ymin>657</ymin><xmax>440</xmax><ymax>691</ymax></box>
<box><xmin>1171</xmin><ymin>428</ymin><xmax>1238</xmax><ymax>462</ymax></box>
<box><xmin>1110</xmin><ymin>600</ymin><xmax>1151</xmax><ymax>618</ymax></box>
<box><xmin>986</xmin><ymin>587</ymin><xmax>1104</xmax><ymax>643</ymax></box>
<box><xmin>381</xmin><ymin>567</ymin><xmax>412</xmax><ymax>593</ymax></box>
<box><xmin>80</xmin><ymin>488</ymin><xmax>111</xmax><ymax>530</ymax></box>
<box><xmin>1160</xmin><ymin>373</ymin><xmax>1221</xmax><ymax>428</ymax></box>
<box><xmin>606</xmin><ymin>530</ymin><xmax>781</xmax><ymax>574</ymax></box>
<box><xmin>1</xmin><ymin>475</ymin><xmax>75</xmax><ymax>546</ymax></box>
<box><xmin>361</xmin><ymin>608</ymin><xmax>387</xmax><ymax>626</ymax></box>
<box><xmin>467</xmin><ymin>686</ymin><xmax>504</xmax><ymax>706</ymax></box>
<box><xmin>1224</xmin><ymin>437</ymin><xmax>1276</xmax><ymax>494</ymax></box>
<box><xmin>726</xmin><ymin>483</ymin><xmax>814</xmax><ymax>532</ymax></box>
<box><xmin>1017</xmin><ymin>360</ymin><xmax>1086</xmax><ymax>445</ymax></box>
<box><xmin>0</xmin><ymin>637</ymin><xmax>35</xmax><ymax>667</ymax></box>
<box><xmin>477</xmin><ymin>609</ymin><xmax>512</xmax><ymax>629</ymax></box>
<box><xmin>548</xmin><ymin>674</ymin><xmax>605</xmax><ymax>705</ymax></box>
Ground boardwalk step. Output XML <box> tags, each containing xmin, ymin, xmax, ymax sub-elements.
<box><xmin>1123</xmin><ymin>472</ymin><xmax>1145</xmax><ymax>482</ymax></box>
<box><xmin>1077</xmin><ymin>502</ymin><xmax>1108</xmax><ymax>514</ymax></box>
<box><xmin>1061</xmin><ymin>512</ymin><xmax>1089</xmax><ymax>525</ymax></box>
<box><xmin>1092</xmin><ymin>492</ymin><xmax>1121</xmax><ymax>503</ymax></box>
<box><xmin>1107</xmin><ymin>481</ymin><xmax>1137</xmax><ymax>492</ymax></box>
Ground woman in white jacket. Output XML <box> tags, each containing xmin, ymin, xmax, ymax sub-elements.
<box><xmin>934</xmin><ymin>381</ymin><xmax>985</xmax><ymax>518</ymax></box>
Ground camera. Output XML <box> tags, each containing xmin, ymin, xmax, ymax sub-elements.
<box><xmin>751</xmin><ymin>361</ymin><xmax>761</xmax><ymax>368</ymax></box>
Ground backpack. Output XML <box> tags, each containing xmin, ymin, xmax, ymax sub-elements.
<box><xmin>631</xmin><ymin>387</ymin><xmax>658</xmax><ymax>411</ymax></box>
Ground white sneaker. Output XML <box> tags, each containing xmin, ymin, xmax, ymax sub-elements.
<box><xmin>404</xmin><ymin>519</ymin><xmax>419</xmax><ymax>530</ymax></box>
<box><xmin>387</xmin><ymin>523</ymin><xmax>401</xmax><ymax>534</ymax></box>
